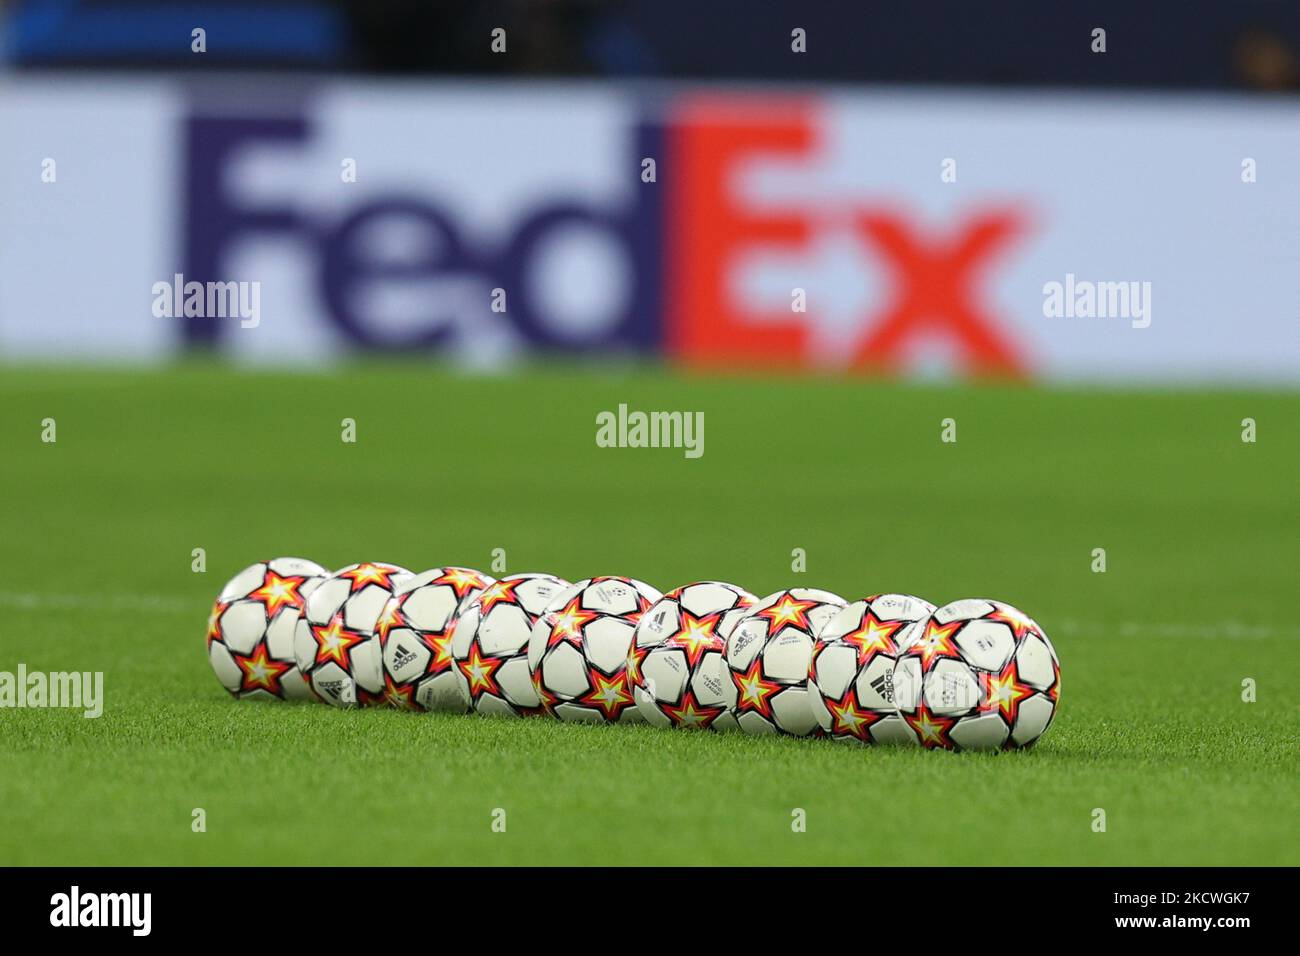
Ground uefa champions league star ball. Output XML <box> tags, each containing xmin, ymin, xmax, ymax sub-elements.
<box><xmin>809</xmin><ymin>593</ymin><xmax>935</xmax><ymax>745</ymax></box>
<box><xmin>374</xmin><ymin>567</ymin><xmax>495</xmax><ymax>712</ymax></box>
<box><xmin>206</xmin><ymin>557</ymin><xmax>330</xmax><ymax>700</ymax></box>
<box><xmin>528</xmin><ymin>576</ymin><xmax>663</xmax><ymax>724</ymax></box>
<box><xmin>629</xmin><ymin>581</ymin><xmax>756</xmax><ymax>730</ymax></box>
<box><xmin>721</xmin><ymin>587</ymin><xmax>847</xmax><ymax>736</ymax></box>
<box><xmin>450</xmin><ymin>573</ymin><xmax>572</xmax><ymax>717</ymax></box>
<box><xmin>293</xmin><ymin>562</ymin><xmax>414</xmax><ymax>707</ymax></box>
<box><xmin>891</xmin><ymin>598</ymin><xmax>1061</xmax><ymax>751</ymax></box>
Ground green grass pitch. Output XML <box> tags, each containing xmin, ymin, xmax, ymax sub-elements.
<box><xmin>0</xmin><ymin>362</ymin><xmax>1296</xmax><ymax>866</ymax></box>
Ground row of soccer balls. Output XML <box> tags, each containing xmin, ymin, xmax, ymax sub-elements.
<box><xmin>206</xmin><ymin>558</ymin><xmax>1062</xmax><ymax>751</ymax></box>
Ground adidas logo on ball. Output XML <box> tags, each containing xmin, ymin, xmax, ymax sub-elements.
<box><xmin>870</xmin><ymin>672</ymin><xmax>894</xmax><ymax>703</ymax></box>
<box><xmin>319</xmin><ymin>679</ymin><xmax>353</xmax><ymax>704</ymax></box>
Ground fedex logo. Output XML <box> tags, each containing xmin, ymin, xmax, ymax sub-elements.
<box><xmin>180</xmin><ymin>97</ymin><xmax>1029</xmax><ymax>375</ymax></box>
<box><xmin>664</xmin><ymin>97</ymin><xmax>1030</xmax><ymax>375</ymax></box>
<box><xmin>182</xmin><ymin>113</ymin><xmax>661</xmax><ymax>355</ymax></box>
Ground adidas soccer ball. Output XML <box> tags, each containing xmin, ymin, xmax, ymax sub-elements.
<box><xmin>809</xmin><ymin>593</ymin><xmax>935</xmax><ymax>745</ymax></box>
<box><xmin>293</xmin><ymin>562</ymin><xmax>414</xmax><ymax>707</ymax></box>
<box><xmin>527</xmin><ymin>576</ymin><xmax>662</xmax><ymax>724</ymax></box>
<box><xmin>450</xmin><ymin>573</ymin><xmax>571</xmax><ymax>717</ymax></box>
<box><xmin>891</xmin><ymin>598</ymin><xmax>1061</xmax><ymax>751</ymax></box>
<box><xmin>722</xmin><ymin>588</ymin><xmax>847</xmax><ymax>736</ymax></box>
<box><xmin>206</xmin><ymin>557</ymin><xmax>330</xmax><ymax>700</ymax></box>
<box><xmin>629</xmin><ymin>581</ymin><xmax>756</xmax><ymax>730</ymax></box>
<box><xmin>375</xmin><ymin>567</ymin><xmax>495</xmax><ymax>711</ymax></box>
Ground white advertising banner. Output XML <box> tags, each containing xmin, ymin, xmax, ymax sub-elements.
<box><xmin>0</xmin><ymin>77</ymin><xmax>1296</xmax><ymax>383</ymax></box>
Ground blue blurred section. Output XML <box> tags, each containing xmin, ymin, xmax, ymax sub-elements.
<box><xmin>8</xmin><ymin>0</ymin><xmax>344</xmax><ymax>63</ymax></box>
<box><xmin>3</xmin><ymin>0</ymin><xmax>1300</xmax><ymax>91</ymax></box>
<box><xmin>622</xmin><ymin>0</ymin><xmax>1300</xmax><ymax>90</ymax></box>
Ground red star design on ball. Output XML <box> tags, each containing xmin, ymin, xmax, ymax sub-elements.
<box><xmin>246</xmin><ymin>569</ymin><xmax>308</xmax><ymax>617</ymax></box>
<box><xmin>545</xmin><ymin>597</ymin><xmax>599</xmax><ymax>650</ymax></box>
<box><xmin>904</xmin><ymin>706</ymin><xmax>958</xmax><ymax>750</ymax></box>
<box><xmin>309</xmin><ymin>613</ymin><xmax>367</xmax><ymax>668</ymax></box>
<box><xmin>579</xmin><ymin>668</ymin><xmax>635</xmax><ymax>722</ymax></box>
<box><xmin>459</xmin><ymin>644</ymin><xmax>503</xmax><ymax>701</ymax></box>
<box><xmin>755</xmin><ymin>593</ymin><xmax>818</xmax><ymax>633</ymax></box>
<box><xmin>988</xmin><ymin>603</ymin><xmax>1039</xmax><ymax>640</ymax></box>
<box><xmin>626</xmin><ymin>644</ymin><xmax>649</xmax><ymax>688</ymax></box>
<box><xmin>982</xmin><ymin>661</ymin><xmax>1036</xmax><ymax>725</ymax></box>
<box><xmin>840</xmin><ymin>612</ymin><xmax>904</xmax><ymax>667</ymax></box>
<box><xmin>907</xmin><ymin>618</ymin><xmax>962</xmax><ymax>668</ymax></box>
<box><xmin>432</xmin><ymin>567</ymin><xmax>490</xmax><ymax>601</ymax></box>
<box><xmin>531</xmin><ymin>671</ymin><xmax>560</xmax><ymax>716</ymax></box>
<box><xmin>476</xmin><ymin>579</ymin><xmax>524</xmax><ymax>616</ymax></box>
<box><xmin>380</xmin><ymin>672</ymin><xmax>417</xmax><ymax>710</ymax></box>
<box><xmin>731</xmin><ymin>657</ymin><xmax>782</xmax><ymax>720</ymax></box>
<box><xmin>355</xmin><ymin>686</ymin><xmax>388</xmax><ymax>708</ymax></box>
<box><xmin>662</xmin><ymin>690</ymin><xmax>724</xmax><ymax>730</ymax></box>
<box><xmin>1046</xmin><ymin>660</ymin><xmax>1061</xmax><ymax>702</ymax></box>
<box><xmin>374</xmin><ymin>597</ymin><xmax>406</xmax><ymax>641</ymax></box>
<box><xmin>233</xmin><ymin>643</ymin><xmax>293</xmax><ymax>695</ymax></box>
<box><xmin>424</xmin><ymin>632</ymin><xmax>455</xmax><ymax>674</ymax></box>
<box><xmin>338</xmin><ymin>563</ymin><xmax>400</xmax><ymax>594</ymax></box>
<box><xmin>826</xmin><ymin>691</ymin><xmax>882</xmax><ymax>741</ymax></box>
<box><xmin>668</xmin><ymin>610</ymin><xmax>724</xmax><ymax>667</ymax></box>
<box><xmin>205</xmin><ymin>601</ymin><xmax>227</xmax><ymax>647</ymax></box>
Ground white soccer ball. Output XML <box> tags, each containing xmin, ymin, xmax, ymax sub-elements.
<box><xmin>527</xmin><ymin>576</ymin><xmax>663</xmax><ymax>724</ymax></box>
<box><xmin>375</xmin><ymin>567</ymin><xmax>495</xmax><ymax>711</ymax></box>
<box><xmin>809</xmin><ymin>593</ymin><xmax>935</xmax><ymax>745</ymax></box>
<box><xmin>450</xmin><ymin>573</ymin><xmax>571</xmax><ymax>717</ymax></box>
<box><xmin>891</xmin><ymin>598</ymin><xmax>1061</xmax><ymax>751</ymax></box>
<box><xmin>630</xmin><ymin>581</ymin><xmax>756</xmax><ymax>730</ymax></box>
<box><xmin>722</xmin><ymin>587</ymin><xmax>847</xmax><ymax>735</ymax></box>
<box><xmin>293</xmin><ymin>562</ymin><xmax>414</xmax><ymax>707</ymax></box>
<box><xmin>207</xmin><ymin>557</ymin><xmax>330</xmax><ymax>701</ymax></box>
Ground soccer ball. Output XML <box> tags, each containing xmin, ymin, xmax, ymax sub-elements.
<box><xmin>450</xmin><ymin>573</ymin><xmax>571</xmax><ymax>717</ymax></box>
<box><xmin>722</xmin><ymin>588</ymin><xmax>847</xmax><ymax>735</ymax></box>
<box><xmin>293</xmin><ymin>562</ymin><xmax>414</xmax><ymax>707</ymax></box>
<box><xmin>891</xmin><ymin>598</ymin><xmax>1061</xmax><ymax>751</ymax></box>
<box><xmin>527</xmin><ymin>576</ymin><xmax>663</xmax><ymax>724</ymax></box>
<box><xmin>809</xmin><ymin>593</ymin><xmax>935</xmax><ymax>745</ymax></box>
<box><xmin>206</xmin><ymin>557</ymin><xmax>330</xmax><ymax>700</ymax></box>
<box><xmin>629</xmin><ymin>581</ymin><xmax>756</xmax><ymax>730</ymax></box>
<box><xmin>375</xmin><ymin>567</ymin><xmax>495</xmax><ymax>712</ymax></box>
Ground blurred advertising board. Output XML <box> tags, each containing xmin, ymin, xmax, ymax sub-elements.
<box><xmin>2</xmin><ymin>77</ymin><xmax>1298</xmax><ymax>382</ymax></box>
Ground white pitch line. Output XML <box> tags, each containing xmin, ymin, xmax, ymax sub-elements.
<box><xmin>1054</xmin><ymin>619</ymin><xmax>1295</xmax><ymax>640</ymax></box>
<box><xmin>0</xmin><ymin>592</ymin><xmax>194</xmax><ymax>613</ymax></box>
